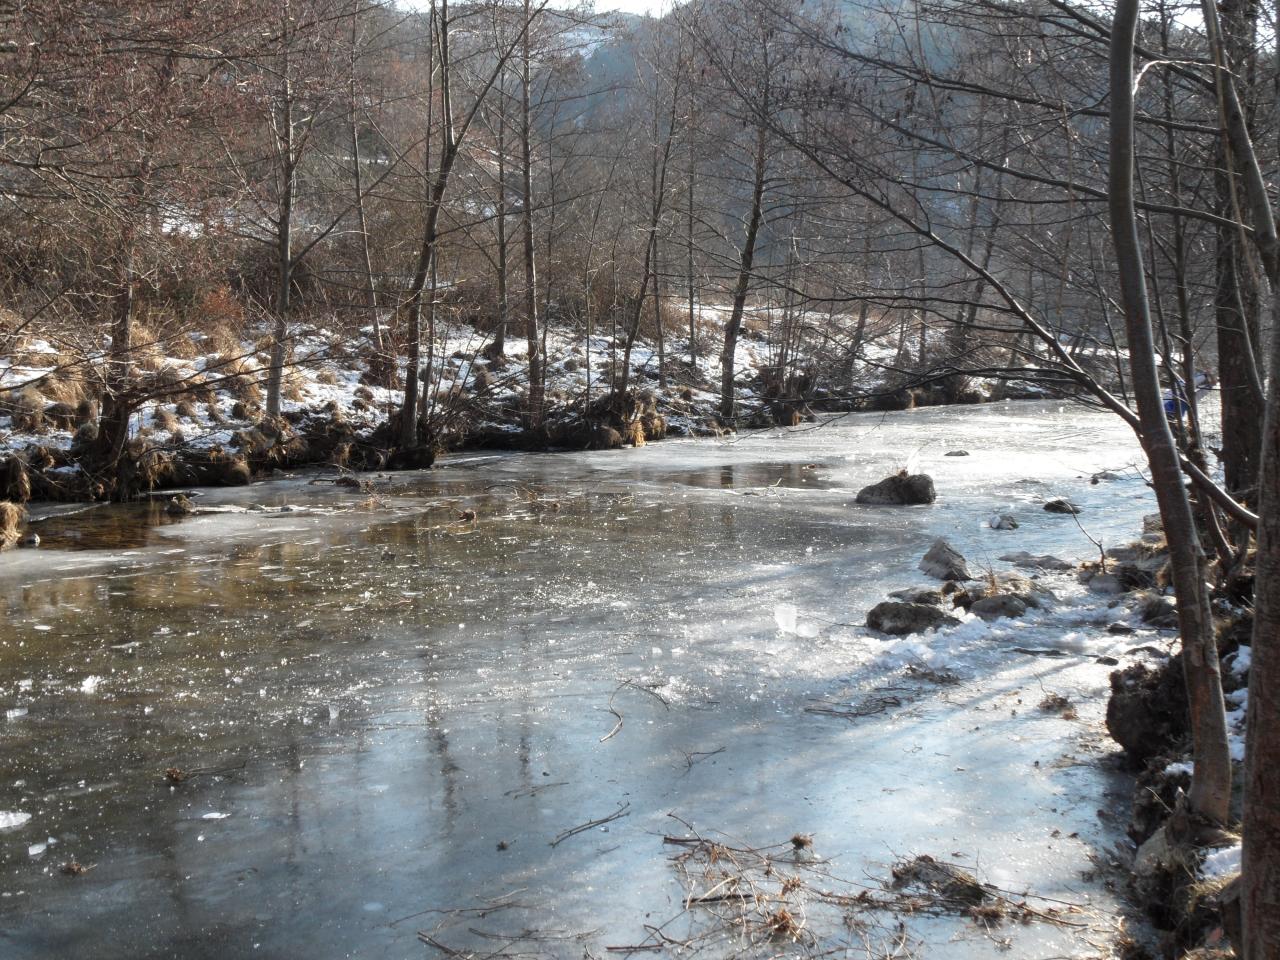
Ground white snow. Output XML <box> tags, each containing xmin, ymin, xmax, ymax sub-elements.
<box><xmin>1202</xmin><ymin>843</ymin><xmax>1242</xmax><ymax>879</ymax></box>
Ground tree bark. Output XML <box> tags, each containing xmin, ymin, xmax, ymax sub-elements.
<box><xmin>1110</xmin><ymin>0</ymin><xmax>1232</xmax><ymax>826</ymax></box>
<box><xmin>519</xmin><ymin>0</ymin><xmax>542</xmax><ymax>431</ymax></box>
<box><xmin>718</xmin><ymin>121</ymin><xmax>767</xmax><ymax>420</ymax></box>
<box><xmin>266</xmin><ymin>19</ymin><xmax>296</xmax><ymax>421</ymax></box>
<box><xmin>1243</xmin><ymin>214</ymin><xmax>1280</xmax><ymax>960</ymax></box>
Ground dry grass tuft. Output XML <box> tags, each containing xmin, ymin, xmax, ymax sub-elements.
<box><xmin>0</xmin><ymin>500</ymin><xmax>26</xmax><ymax>548</ymax></box>
<box><xmin>0</xmin><ymin>456</ymin><xmax>32</xmax><ymax>503</ymax></box>
<box><xmin>38</xmin><ymin>374</ymin><xmax>88</xmax><ymax>408</ymax></box>
<box><xmin>1038</xmin><ymin>693</ymin><xmax>1078</xmax><ymax>720</ymax></box>
<box><xmin>153</xmin><ymin>406</ymin><xmax>179</xmax><ymax>434</ymax></box>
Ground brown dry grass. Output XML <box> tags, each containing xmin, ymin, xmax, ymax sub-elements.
<box><xmin>153</xmin><ymin>406</ymin><xmax>179</xmax><ymax>433</ymax></box>
<box><xmin>0</xmin><ymin>500</ymin><xmax>26</xmax><ymax>549</ymax></box>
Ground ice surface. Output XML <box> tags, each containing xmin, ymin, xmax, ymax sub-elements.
<box><xmin>0</xmin><ymin>401</ymin><xmax>1169</xmax><ymax>959</ymax></box>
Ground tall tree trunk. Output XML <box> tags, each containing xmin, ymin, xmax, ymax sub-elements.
<box><xmin>686</xmin><ymin>130</ymin><xmax>696</xmax><ymax>366</ymax></box>
<box><xmin>652</xmin><ymin>227</ymin><xmax>665</xmax><ymax>389</ymax></box>
<box><xmin>489</xmin><ymin>96</ymin><xmax>509</xmax><ymax>359</ymax></box>
<box><xmin>718</xmin><ymin>122</ymin><xmax>767</xmax><ymax>419</ymax></box>
<box><xmin>399</xmin><ymin>0</ymin><xmax>529</xmax><ymax>446</ymax></box>
<box><xmin>1110</xmin><ymin>0</ymin><xmax>1232</xmax><ymax>826</ymax></box>
<box><xmin>349</xmin><ymin>0</ymin><xmax>380</xmax><ymax>351</ymax></box>
<box><xmin>617</xmin><ymin>60</ymin><xmax>682</xmax><ymax>400</ymax></box>
<box><xmin>1243</xmin><ymin>219</ymin><xmax>1280</xmax><ymax>960</ymax></box>
<box><xmin>96</xmin><ymin>240</ymin><xmax>137</xmax><ymax>475</ymax></box>
<box><xmin>266</xmin><ymin>41</ymin><xmax>295</xmax><ymax>421</ymax></box>
<box><xmin>520</xmin><ymin>0</ymin><xmax>542</xmax><ymax>431</ymax></box>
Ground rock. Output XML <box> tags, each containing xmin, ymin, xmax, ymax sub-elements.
<box><xmin>1113</xmin><ymin>561</ymin><xmax>1160</xmax><ymax>591</ymax></box>
<box><xmin>919</xmin><ymin>538</ymin><xmax>971</xmax><ymax>580</ymax></box>
<box><xmin>1087</xmin><ymin>573</ymin><xmax>1124</xmax><ymax>595</ymax></box>
<box><xmin>387</xmin><ymin>445</ymin><xmax>435</xmax><ymax>471</ymax></box>
<box><xmin>866</xmin><ymin>601</ymin><xmax>960</xmax><ymax>636</ymax></box>
<box><xmin>1141</xmin><ymin>594</ymin><xmax>1178</xmax><ymax>628</ymax></box>
<box><xmin>593</xmin><ymin>425</ymin><xmax>624</xmax><ymax>449</ymax></box>
<box><xmin>944</xmin><ymin>450</ymin><xmax>969</xmax><ymax>457</ymax></box>
<box><xmin>855</xmin><ymin>472</ymin><xmax>936</xmax><ymax>506</ymax></box>
<box><xmin>1106</xmin><ymin>545</ymin><xmax>1142</xmax><ymax>562</ymax></box>
<box><xmin>21</xmin><ymin>532</ymin><xmax>39</xmax><ymax>548</ymax></box>
<box><xmin>998</xmin><ymin>551</ymin><xmax>1072</xmax><ymax>571</ymax></box>
<box><xmin>988</xmin><ymin>514</ymin><xmax>1018</xmax><ymax>530</ymax></box>
<box><xmin>1044</xmin><ymin>498</ymin><xmax>1081</xmax><ymax>514</ymax></box>
<box><xmin>1142</xmin><ymin>513</ymin><xmax>1164</xmax><ymax>534</ymax></box>
<box><xmin>1107</xmin><ymin>622</ymin><xmax>1136</xmax><ymax>635</ymax></box>
<box><xmin>165</xmin><ymin>495</ymin><xmax>194</xmax><ymax>517</ymax></box>
<box><xmin>1090</xmin><ymin>470</ymin><xmax>1122</xmax><ymax>483</ymax></box>
<box><xmin>888</xmin><ymin>586</ymin><xmax>944</xmax><ymax>605</ymax></box>
<box><xmin>970</xmin><ymin>594</ymin><xmax>1028</xmax><ymax>620</ymax></box>
<box><xmin>953</xmin><ymin>572</ymin><xmax>1054</xmax><ymax>612</ymax></box>
<box><xmin>1134</xmin><ymin>824</ymin><xmax>1181</xmax><ymax>879</ymax></box>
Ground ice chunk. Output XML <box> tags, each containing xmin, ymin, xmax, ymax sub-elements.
<box><xmin>80</xmin><ymin>676</ymin><xmax>101</xmax><ymax>694</ymax></box>
<box><xmin>28</xmin><ymin>842</ymin><xmax>46</xmax><ymax>858</ymax></box>
<box><xmin>201</xmin><ymin>812</ymin><xmax>230</xmax><ymax>820</ymax></box>
<box><xmin>5</xmin><ymin>707</ymin><xmax>28</xmax><ymax>721</ymax></box>
<box><xmin>0</xmin><ymin>811</ymin><xmax>32</xmax><ymax>830</ymax></box>
<box><xmin>774</xmin><ymin>603</ymin><xmax>798</xmax><ymax>635</ymax></box>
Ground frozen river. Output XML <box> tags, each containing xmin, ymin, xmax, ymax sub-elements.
<box><xmin>0</xmin><ymin>401</ymin><xmax>1163</xmax><ymax>958</ymax></box>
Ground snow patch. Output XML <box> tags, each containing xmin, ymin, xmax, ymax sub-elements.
<box><xmin>1202</xmin><ymin>844</ymin><xmax>1242</xmax><ymax>879</ymax></box>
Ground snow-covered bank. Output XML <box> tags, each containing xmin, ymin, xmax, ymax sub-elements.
<box><xmin>1</xmin><ymin>315</ymin><xmax>1055</xmax><ymax>507</ymax></box>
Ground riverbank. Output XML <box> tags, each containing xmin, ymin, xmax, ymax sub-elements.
<box><xmin>0</xmin><ymin>320</ymin><xmax>1054</xmax><ymax>509</ymax></box>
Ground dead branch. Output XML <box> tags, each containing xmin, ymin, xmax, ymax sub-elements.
<box><xmin>549</xmin><ymin>802</ymin><xmax>631</xmax><ymax>847</ymax></box>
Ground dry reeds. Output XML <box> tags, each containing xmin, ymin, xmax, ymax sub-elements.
<box><xmin>37</xmin><ymin>373</ymin><xmax>89</xmax><ymax>409</ymax></box>
<box><xmin>153</xmin><ymin>406</ymin><xmax>179</xmax><ymax>434</ymax></box>
<box><xmin>0</xmin><ymin>456</ymin><xmax>32</xmax><ymax>503</ymax></box>
<box><xmin>0</xmin><ymin>500</ymin><xmax>27</xmax><ymax>549</ymax></box>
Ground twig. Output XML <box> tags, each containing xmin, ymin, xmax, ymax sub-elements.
<box><xmin>550</xmin><ymin>803</ymin><xmax>630</xmax><ymax>847</ymax></box>
<box><xmin>619</xmin><ymin>678</ymin><xmax>670</xmax><ymax>710</ymax></box>
<box><xmin>678</xmin><ymin>746</ymin><xmax>725</xmax><ymax>772</ymax></box>
<box><xmin>504</xmin><ymin>782</ymin><xmax>568</xmax><ymax>800</ymax></box>
<box><xmin>599</xmin><ymin>706</ymin><xmax>624</xmax><ymax>743</ymax></box>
